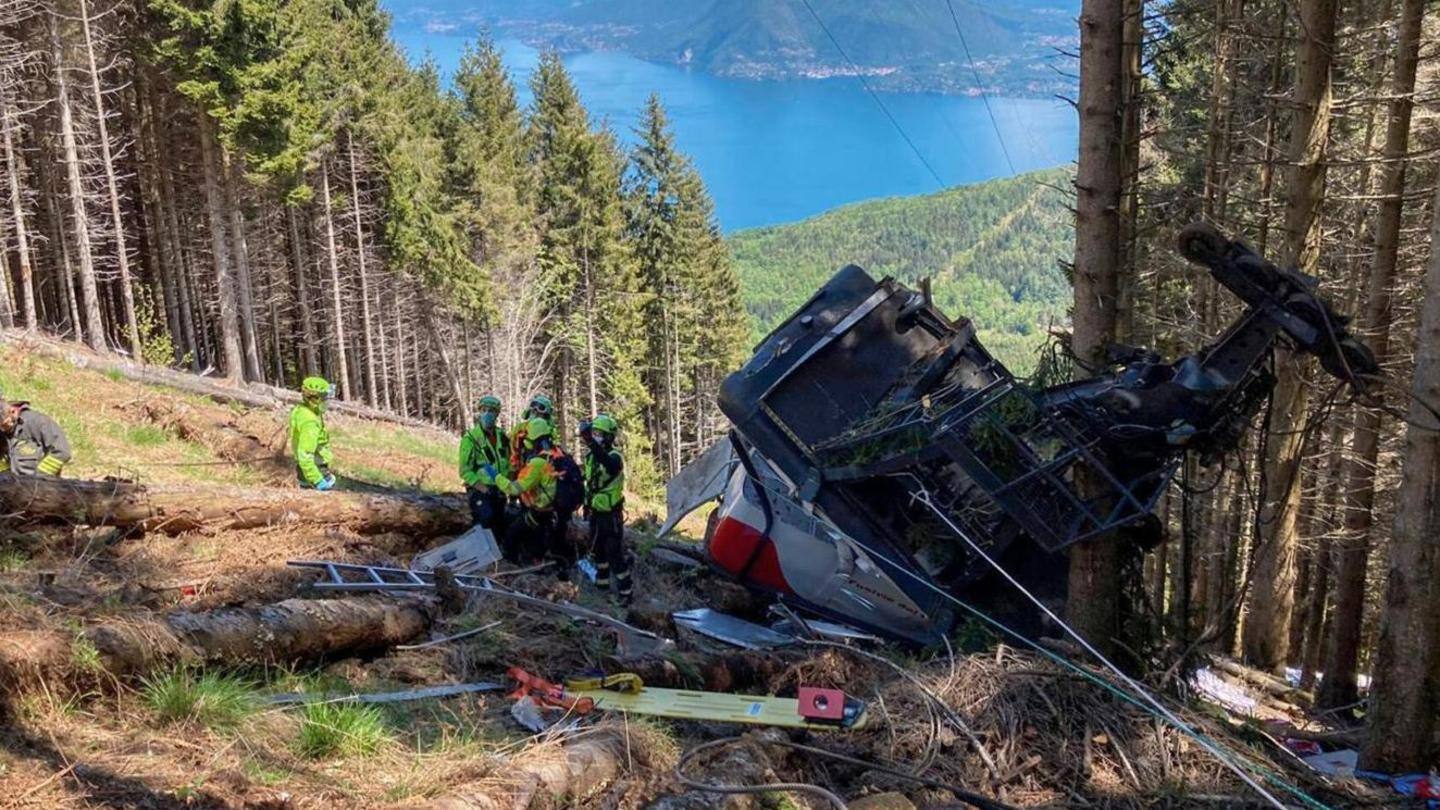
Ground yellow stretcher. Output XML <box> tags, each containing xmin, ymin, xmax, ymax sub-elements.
<box><xmin>565</xmin><ymin>685</ymin><xmax>868</xmax><ymax>730</ymax></box>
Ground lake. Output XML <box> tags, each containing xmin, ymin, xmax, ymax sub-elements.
<box><xmin>388</xmin><ymin>31</ymin><xmax>1078</xmax><ymax>231</ymax></box>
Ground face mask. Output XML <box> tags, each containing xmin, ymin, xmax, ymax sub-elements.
<box><xmin>480</xmin><ymin>411</ymin><xmax>497</xmax><ymax>430</ymax></box>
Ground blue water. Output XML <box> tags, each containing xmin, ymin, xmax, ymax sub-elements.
<box><xmin>389</xmin><ymin>32</ymin><xmax>1077</xmax><ymax>231</ymax></box>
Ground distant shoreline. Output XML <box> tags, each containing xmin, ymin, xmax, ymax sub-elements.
<box><xmin>387</xmin><ymin>6</ymin><xmax>1080</xmax><ymax>101</ymax></box>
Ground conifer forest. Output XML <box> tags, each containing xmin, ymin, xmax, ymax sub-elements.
<box><xmin>0</xmin><ymin>0</ymin><xmax>748</xmax><ymax>485</ymax></box>
<box><xmin>1</xmin><ymin>0</ymin><xmax>1440</xmax><ymax>804</ymax></box>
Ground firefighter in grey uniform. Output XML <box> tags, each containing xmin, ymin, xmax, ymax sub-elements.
<box><xmin>0</xmin><ymin>391</ymin><xmax>72</xmax><ymax>477</ymax></box>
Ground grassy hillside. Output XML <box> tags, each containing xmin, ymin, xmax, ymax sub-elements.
<box><xmin>728</xmin><ymin>167</ymin><xmax>1073</xmax><ymax>372</ymax></box>
<box><xmin>0</xmin><ymin>345</ymin><xmax>458</xmax><ymax>493</ymax></box>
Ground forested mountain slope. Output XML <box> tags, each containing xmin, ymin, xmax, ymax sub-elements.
<box><xmin>0</xmin><ymin>2</ymin><xmax>747</xmax><ymax>487</ymax></box>
<box><xmin>729</xmin><ymin>168</ymin><xmax>1072</xmax><ymax>370</ymax></box>
<box><xmin>391</xmin><ymin>0</ymin><xmax>1079</xmax><ymax>97</ymax></box>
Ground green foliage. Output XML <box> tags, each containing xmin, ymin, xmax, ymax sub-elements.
<box><xmin>125</xmin><ymin>424</ymin><xmax>169</xmax><ymax>448</ymax></box>
<box><xmin>729</xmin><ymin>168</ymin><xmax>1074</xmax><ymax>373</ymax></box>
<box><xmin>296</xmin><ymin>700</ymin><xmax>391</xmax><ymax>759</ymax></box>
<box><xmin>142</xmin><ymin>668</ymin><xmax>258</xmax><ymax>729</ymax></box>
<box><xmin>623</xmin><ymin>94</ymin><xmax>747</xmax><ymax>473</ymax></box>
<box><xmin>0</xmin><ymin>548</ymin><xmax>28</xmax><ymax>572</ymax></box>
<box><xmin>69</xmin><ymin>635</ymin><xmax>104</xmax><ymax>676</ymax></box>
<box><xmin>135</xmin><ymin>286</ymin><xmax>179</xmax><ymax>367</ymax></box>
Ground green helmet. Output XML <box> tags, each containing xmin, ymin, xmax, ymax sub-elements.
<box><xmin>591</xmin><ymin>413</ymin><xmax>619</xmax><ymax>436</ymax></box>
<box><xmin>524</xmin><ymin>417</ymin><xmax>553</xmax><ymax>444</ymax></box>
<box><xmin>478</xmin><ymin>395</ymin><xmax>501</xmax><ymax>411</ymax></box>
<box><xmin>526</xmin><ymin>394</ymin><xmax>554</xmax><ymax>419</ymax></box>
<box><xmin>301</xmin><ymin>376</ymin><xmax>333</xmax><ymax>397</ymax></box>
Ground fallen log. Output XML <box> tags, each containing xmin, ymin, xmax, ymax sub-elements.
<box><xmin>0</xmin><ymin>472</ymin><xmax>467</xmax><ymax>536</ymax></box>
<box><xmin>1</xmin><ymin>328</ymin><xmax>446</xmax><ymax>431</ymax></box>
<box><xmin>1213</xmin><ymin>659</ymin><xmax>1314</xmax><ymax>704</ymax></box>
<box><xmin>0</xmin><ymin>596</ymin><xmax>432</xmax><ymax>690</ymax></box>
<box><xmin>426</xmin><ymin>729</ymin><xmax>624</xmax><ymax>810</ymax></box>
<box><xmin>134</xmin><ymin>399</ymin><xmax>290</xmax><ymax>475</ymax></box>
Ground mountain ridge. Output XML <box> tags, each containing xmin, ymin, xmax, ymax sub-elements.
<box><xmin>388</xmin><ymin>0</ymin><xmax>1080</xmax><ymax>97</ymax></box>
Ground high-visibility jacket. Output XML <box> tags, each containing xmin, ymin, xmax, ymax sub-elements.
<box><xmin>289</xmin><ymin>403</ymin><xmax>333</xmax><ymax>486</ymax></box>
<box><xmin>459</xmin><ymin>426</ymin><xmax>510</xmax><ymax>489</ymax></box>
<box><xmin>502</xmin><ymin>452</ymin><xmax>558</xmax><ymax>511</ymax></box>
<box><xmin>0</xmin><ymin>404</ymin><xmax>71</xmax><ymax>477</ymax></box>
<box><xmin>583</xmin><ymin>447</ymin><xmax>624</xmax><ymax>513</ymax></box>
<box><xmin>508</xmin><ymin>416</ymin><xmax>556</xmax><ymax>471</ymax></box>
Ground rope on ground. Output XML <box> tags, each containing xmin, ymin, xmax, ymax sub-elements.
<box><xmin>675</xmin><ymin>737</ymin><xmax>848</xmax><ymax>809</ymax></box>
<box><xmin>861</xmin><ymin>475</ymin><xmax>1331</xmax><ymax>810</ymax></box>
<box><xmin>798</xmin><ymin>638</ymin><xmax>1002</xmax><ymax>784</ymax></box>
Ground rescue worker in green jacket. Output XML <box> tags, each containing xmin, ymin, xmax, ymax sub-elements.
<box><xmin>0</xmin><ymin>390</ymin><xmax>72</xmax><ymax>477</ymax></box>
<box><xmin>580</xmin><ymin>413</ymin><xmax>629</xmax><ymax>602</ymax></box>
<box><xmin>291</xmin><ymin>376</ymin><xmax>336</xmax><ymax>491</ymax></box>
<box><xmin>510</xmin><ymin>393</ymin><xmax>555</xmax><ymax>465</ymax></box>
<box><xmin>459</xmin><ymin>395</ymin><xmax>511</xmax><ymax>534</ymax></box>
<box><xmin>496</xmin><ymin>417</ymin><xmax>561</xmax><ymax>566</ymax></box>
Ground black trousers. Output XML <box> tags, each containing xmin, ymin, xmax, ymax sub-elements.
<box><xmin>589</xmin><ymin>507</ymin><xmax>630</xmax><ymax>598</ymax></box>
<box><xmin>467</xmin><ymin>486</ymin><xmax>508</xmax><ymax>533</ymax></box>
<box><xmin>549</xmin><ymin>507</ymin><xmax>577</xmax><ymax>579</ymax></box>
<box><xmin>506</xmin><ymin>508</ymin><xmax>555</xmax><ymax>564</ymax></box>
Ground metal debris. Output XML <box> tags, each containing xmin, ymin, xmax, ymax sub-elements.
<box><xmin>288</xmin><ymin>559</ymin><xmax>673</xmax><ymax>656</ymax></box>
<box><xmin>673</xmin><ymin>608</ymin><xmax>795</xmax><ymax>650</ymax></box>
<box><xmin>410</xmin><ymin>525</ymin><xmax>502</xmax><ymax>575</ymax></box>
<box><xmin>267</xmin><ymin>682</ymin><xmax>506</xmax><ymax>705</ymax></box>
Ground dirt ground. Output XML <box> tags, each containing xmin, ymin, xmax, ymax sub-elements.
<box><xmin>0</xmin><ymin>345</ymin><xmax>1382</xmax><ymax>809</ymax></box>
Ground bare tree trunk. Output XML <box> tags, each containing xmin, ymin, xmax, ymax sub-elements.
<box><xmin>584</xmin><ymin>262</ymin><xmax>599</xmax><ymax>419</ymax></box>
<box><xmin>1317</xmin><ymin>0</ymin><xmax>1424</xmax><ymax>712</ymax></box>
<box><xmin>49</xmin><ymin>12</ymin><xmax>105</xmax><ymax>350</ymax></box>
<box><xmin>1360</xmin><ymin>182</ymin><xmax>1440</xmax><ymax>773</ymax></box>
<box><xmin>422</xmin><ymin>298</ymin><xmax>467</xmax><ymax>425</ymax></box>
<box><xmin>77</xmin><ymin>0</ymin><xmax>140</xmax><ymax>358</ymax></box>
<box><xmin>1253</xmin><ymin>7</ymin><xmax>1288</xmax><ymax>255</ymax></box>
<box><xmin>395</xmin><ymin>283</ymin><xmax>409</xmax><ymax>415</ymax></box>
<box><xmin>197</xmin><ymin>112</ymin><xmax>246</xmax><ymax>379</ymax></box>
<box><xmin>134</xmin><ymin>77</ymin><xmax>181</xmax><ymax>358</ymax></box>
<box><xmin>319</xmin><ymin>160</ymin><xmax>351</xmax><ymax>399</ymax></box>
<box><xmin>223</xmin><ymin>152</ymin><xmax>261</xmax><ymax>380</ymax></box>
<box><xmin>0</xmin><ymin>174</ymin><xmax>12</xmax><ymax>326</ymax></box>
<box><xmin>40</xmin><ymin>153</ymin><xmax>82</xmax><ymax>342</ymax></box>
<box><xmin>345</xmin><ymin>130</ymin><xmax>377</xmax><ymax>405</ymax></box>
<box><xmin>284</xmin><ymin>204</ymin><xmax>319</xmax><ymax>373</ymax></box>
<box><xmin>1</xmin><ymin>98</ymin><xmax>35</xmax><ymax>331</ymax></box>
<box><xmin>1065</xmin><ymin>0</ymin><xmax>1126</xmax><ymax>656</ymax></box>
<box><xmin>1242</xmin><ymin>0</ymin><xmax>1337</xmax><ymax>672</ymax></box>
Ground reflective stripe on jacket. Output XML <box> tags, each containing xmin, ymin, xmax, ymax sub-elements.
<box><xmin>583</xmin><ymin>449</ymin><xmax>624</xmax><ymax>512</ymax></box>
<box><xmin>0</xmin><ymin>405</ymin><xmax>71</xmax><ymax>477</ymax></box>
<box><xmin>459</xmin><ymin>426</ymin><xmax>510</xmax><ymax>488</ymax></box>
<box><xmin>505</xmin><ymin>454</ymin><xmax>557</xmax><ymax>510</ymax></box>
<box><xmin>289</xmin><ymin>404</ymin><xmax>332</xmax><ymax>486</ymax></box>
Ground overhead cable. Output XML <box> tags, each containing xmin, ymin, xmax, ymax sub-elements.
<box><xmin>798</xmin><ymin>0</ymin><xmax>947</xmax><ymax>189</ymax></box>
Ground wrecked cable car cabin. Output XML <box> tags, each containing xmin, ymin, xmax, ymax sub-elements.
<box><xmin>694</xmin><ymin>224</ymin><xmax>1376</xmax><ymax>646</ymax></box>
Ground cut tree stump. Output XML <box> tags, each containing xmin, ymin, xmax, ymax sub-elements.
<box><xmin>0</xmin><ymin>596</ymin><xmax>432</xmax><ymax>690</ymax></box>
<box><xmin>0</xmin><ymin>472</ymin><xmax>467</xmax><ymax>536</ymax></box>
<box><xmin>425</xmin><ymin>729</ymin><xmax>624</xmax><ymax>810</ymax></box>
